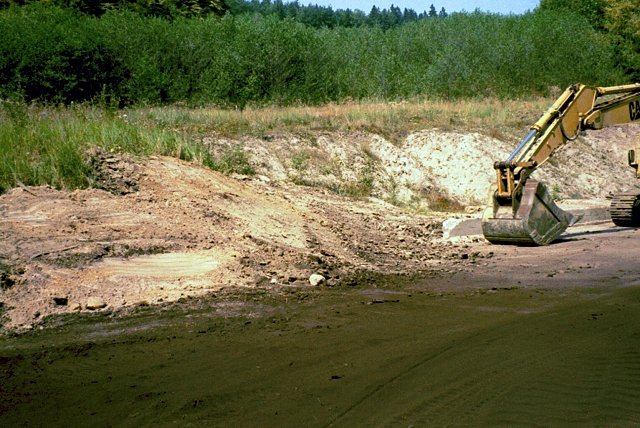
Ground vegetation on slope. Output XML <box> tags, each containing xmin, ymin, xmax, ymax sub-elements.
<box><xmin>0</xmin><ymin>98</ymin><xmax>552</xmax><ymax>194</ymax></box>
<box><xmin>0</xmin><ymin>0</ymin><xmax>637</xmax><ymax>194</ymax></box>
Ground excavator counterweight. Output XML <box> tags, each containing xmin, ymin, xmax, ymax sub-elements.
<box><xmin>481</xmin><ymin>83</ymin><xmax>640</xmax><ymax>245</ymax></box>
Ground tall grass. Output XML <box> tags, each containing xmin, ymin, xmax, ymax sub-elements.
<box><xmin>1</xmin><ymin>98</ymin><xmax>553</xmax><ymax>194</ymax></box>
<box><xmin>0</xmin><ymin>103</ymin><xmax>205</xmax><ymax>192</ymax></box>
<box><xmin>131</xmin><ymin>97</ymin><xmax>552</xmax><ymax>141</ymax></box>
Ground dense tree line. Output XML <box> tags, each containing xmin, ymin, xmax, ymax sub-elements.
<box><xmin>224</xmin><ymin>1</ymin><xmax>448</xmax><ymax>29</ymax></box>
<box><xmin>539</xmin><ymin>0</ymin><xmax>639</xmax><ymax>82</ymax></box>
<box><xmin>0</xmin><ymin>0</ymin><xmax>447</xmax><ymax>27</ymax></box>
<box><xmin>0</xmin><ymin>1</ymin><xmax>636</xmax><ymax>107</ymax></box>
<box><xmin>0</xmin><ymin>0</ymin><xmax>228</xmax><ymax>17</ymax></box>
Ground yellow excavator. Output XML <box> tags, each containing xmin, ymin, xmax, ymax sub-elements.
<box><xmin>482</xmin><ymin>83</ymin><xmax>640</xmax><ymax>245</ymax></box>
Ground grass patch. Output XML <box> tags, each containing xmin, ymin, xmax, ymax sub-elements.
<box><xmin>0</xmin><ymin>102</ymin><xmax>226</xmax><ymax>192</ymax></box>
<box><xmin>423</xmin><ymin>189</ymin><xmax>466</xmax><ymax>212</ymax></box>
<box><xmin>204</xmin><ymin>145</ymin><xmax>255</xmax><ymax>176</ymax></box>
<box><xmin>131</xmin><ymin>97</ymin><xmax>550</xmax><ymax>144</ymax></box>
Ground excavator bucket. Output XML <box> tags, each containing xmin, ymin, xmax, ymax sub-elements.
<box><xmin>481</xmin><ymin>180</ymin><xmax>580</xmax><ymax>245</ymax></box>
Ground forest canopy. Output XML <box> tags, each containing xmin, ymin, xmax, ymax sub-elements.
<box><xmin>0</xmin><ymin>0</ymin><xmax>637</xmax><ymax>106</ymax></box>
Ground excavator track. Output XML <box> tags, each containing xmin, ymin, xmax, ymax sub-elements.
<box><xmin>610</xmin><ymin>192</ymin><xmax>640</xmax><ymax>227</ymax></box>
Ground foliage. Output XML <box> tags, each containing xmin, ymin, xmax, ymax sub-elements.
<box><xmin>205</xmin><ymin>145</ymin><xmax>255</xmax><ymax>175</ymax></box>
<box><xmin>0</xmin><ymin>102</ymin><xmax>206</xmax><ymax>192</ymax></box>
<box><xmin>128</xmin><ymin>98</ymin><xmax>553</xmax><ymax>143</ymax></box>
<box><xmin>1</xmin><ymin>0</ymin><xmax>227</xmax><ymax>17</ymax></box>
<box><xmin>1</xmin><ymin>98</ymin><xmax>556</xmax><ymax>195</ymax></box>
<box><xmin>603</xmin><ymin>0</ymin><xmax>640</xmax><ymax>82</ymax></box>
<box><xmin>538</xmin><ymin>0</ymin><xmax>607</xmax><ymax>29</ymax></box>
<box><xmin>539</xmin><ymin>0</ymin><xmax>640</xmax><ymax>81</ymax></box>
<box><xmin>2</xmin><ymin>0</ymin><xmax>445</xmax><ymax>26</ymax></box>
<box><xmin>216</xmin><ymin>0</ymin><xmax>446</xmax><ymax>29</ymax></box>
<box><xmin>0</xmin><ymin>5</ymin><xmax>127</xmax><ymax>104</ymax></box>
<box><xmin>0</xmin><ymin>2</ymin><xmax>634</xmax><ymax>199</ymax></box>
<box><xmin>0</xmin><ymin>4</ymin><xmax>629</xmax><ymax>107</ymax></box>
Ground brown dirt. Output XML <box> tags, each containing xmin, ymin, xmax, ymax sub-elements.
<box><xmin>1</xmin><ymin>219</ymin><xmax>640</xmax><ymax>427</ymax></box>
<box><xmin>1</xmin><ymin>125</ymin><xmax>640</xmax><ymax>332</ymax></box>
<box><xmin>3</xmin><ymin>128</ymin><xmax>640</xmax><ymax>426</ymax></box>
<box><xmin>0</xmin><ymin>155</ymin><xmax>468</xmax><ymax>331</ymax></box>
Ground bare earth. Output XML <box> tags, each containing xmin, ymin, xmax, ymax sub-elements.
<box><xmin>1</xmin><ymin>126</ymin><xmax>640</xmax><ymax>332</ymax></box>
<box><xmin>3</xmin><ymin>127</ymin><xmax>640</xmax><ymax>426</ymax></box>
<box><xmin>0</xmin><ymin>155</ymin><xmax>454</xmax><ymax>330</ymax></box>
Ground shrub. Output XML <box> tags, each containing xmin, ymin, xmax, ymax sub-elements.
<box><xmin>0</xmin><ymin>5</ymin><xmax>629</xmax><ymax>106</ymax></box>
<box><xmin>0</xmin><ymin>5</ymin><xmax>127</xmax><ymax>104</ymax></box>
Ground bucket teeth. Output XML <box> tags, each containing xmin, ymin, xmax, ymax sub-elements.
<box><xmin>482</xmin><ymin>180</ymin><xmax>577</xmax><ymax>245</ymax></box>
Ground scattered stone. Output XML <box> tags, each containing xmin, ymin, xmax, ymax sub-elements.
<box><xmin>309</xmin><ymin>273</ymin><xmax>326</xmax><ymax>286</ymax></box>
<box><xmin>86</xmin><ymin>297</ymin><xmax>107</xmax><ymax>310</ymax></box>
<box><xmin>230</xmin><ymin>173</ymin><xmax>252</xmax><ymax>181</ymax></box>
<box><xmin>465</xmin><ymin>206</ymin><xmax>484</xmax><ymax>214</ymax></box>
<box><xmin>70</xmin><ymin>303</ymin><xmax>82</xmax><ymax>311</ymax></box>
<box><xmin>367</xmin><ymin>299</ymin><xmax>400</xmax><ymax>305</ymax></box>
<box><xmin>442</xmin><ymin>218</ymin><xmax>465</xmax><ymax>239</ymax></box>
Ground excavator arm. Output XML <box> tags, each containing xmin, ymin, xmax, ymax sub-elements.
<box><xmin>482</xmin><ymin>83</ymin><xmax>640</xmax><ymax>245</ymax></box>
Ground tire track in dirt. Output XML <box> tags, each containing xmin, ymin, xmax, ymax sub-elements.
<box><xmin>327</xmin><ymin>290</ymin><xmax>640</xmax><ymax>426</ymax></box>
<box><xmin>495</xmin><ymin>348</ymin><xmax>640</xmax><ymax>425</ymax></box>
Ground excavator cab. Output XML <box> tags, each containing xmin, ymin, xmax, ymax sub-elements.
<box><xmin>481</xmin><ymin>83</ymin><xmax>640</xmax><ymax>245</ymax></box>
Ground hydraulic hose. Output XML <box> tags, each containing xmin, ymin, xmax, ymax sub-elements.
<box><xmin>506</xmin><ymin>128</ymin><xmax>537</xmax><ymax>162</ymax></box>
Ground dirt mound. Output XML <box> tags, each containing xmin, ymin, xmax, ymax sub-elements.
<box><xmin>534</xmin><ymin>125</ymin><xmax>640</xmax><ymax>198</ymax></box>
<box><xmin>0</xmin><ymin>154</ymin><xmax>470</xmax><ymax>331</ymax></box>
<box><xmin>2</xmin><ymin>125</ymin><xmax>640</xmax><ymax>331</ymax></box>
<box><xmin>84</xmin><ymin>146</ymin><xmax>141</xmax><ymax>195</ymax></box>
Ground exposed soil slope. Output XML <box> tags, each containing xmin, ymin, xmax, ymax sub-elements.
<box><xmin>1</xmin><ymin>125</ymin><xmax>639</xmax><ymax>331</ymax></box>
<box><xmin>0</xmin><ymin>155</ymin><xmax>458</xmax><ymax>330</ymax></box>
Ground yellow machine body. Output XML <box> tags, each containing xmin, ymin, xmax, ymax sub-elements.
<box><xmin>482</xmin><ymin>83</ymin><xmax>640</xmax><ymax>245</ymax></box>
<box><xmin>482</xmin><ymin>180</ymin><xmax>579</xmax><ymax>245</ymax></box>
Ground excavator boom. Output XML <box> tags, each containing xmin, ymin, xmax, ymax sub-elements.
<box><xmin>482</xmin><ymin>83</ymin><xmax>640</xmax><ymax>245</ymax></box>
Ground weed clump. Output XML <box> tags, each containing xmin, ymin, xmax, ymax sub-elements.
<box><xmin>203</xmin><ymin>146</ymin><xmax>255</xmax><ymax>176</ymax></box>
<box><xmin>0</xmin><ymin>103</ymin><xmax>240</xmax><ymax>194</ymax></box>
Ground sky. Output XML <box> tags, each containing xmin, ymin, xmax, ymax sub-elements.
<box><xmin>299</xmin><ymin>1</ymin><xmax>540</xmax><ymax>15</ymax></box>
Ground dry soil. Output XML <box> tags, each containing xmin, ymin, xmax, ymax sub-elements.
<box><xmin>2</xmin><ymin>127</ymin><xmax>640</xmax><ymax>426</ymax></box>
